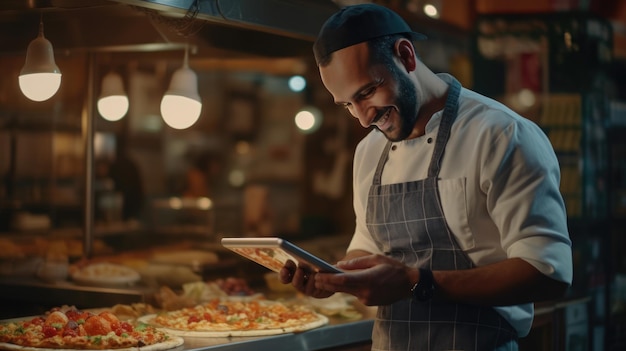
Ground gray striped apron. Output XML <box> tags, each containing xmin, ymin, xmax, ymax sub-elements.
<box><xmin>366</xmin><ymin>78</ymin><xmax>518</xmax><ymax>351</ymax></box>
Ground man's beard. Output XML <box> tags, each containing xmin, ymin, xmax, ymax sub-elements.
<box><xmin>378</xmin><ymin>71</ymin><xmax>418</xmax><ymax>142</ymax></box>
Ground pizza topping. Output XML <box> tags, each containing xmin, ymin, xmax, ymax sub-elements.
<box><xmin>0</xmin><ymin>306</ymin><xmax>182</xmax><ymax>350</ymax></box>
<box><xmin>83</xmin><ymin>315</ymin><xmax>112</xmax><ymax>336</ymax></box>
<box><xmin>41</xmin><ymin>325</ymin><xmax>58</xmax><ymax>338</ymax></box>
<box><xmin>145</xmin><ymin>298</ymin><xmax>327</xmax><ymax>334</ymax></box>
<box><xmin>97</xmin><ymin>312</ymin><xmax>119</xmax><ymax>326</ymax></box>
<box><xmin>61</xmin><ymin>321</ymin><xmax>80</xmax><ymax>337</ymax></box>
<box><xmin>44</xmin><ymin>311</ymin><xmax>69</xmax><ymax>327</ymax></box>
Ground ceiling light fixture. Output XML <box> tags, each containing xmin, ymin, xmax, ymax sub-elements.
<box><xmin>160</xmin><ymin>45</ymin><xmax>202</xmax><ymax>129</ymax></box>
<box><xmin>19</xmin><ymin>17</ymin><xmax>62</xmax><ymax>102</ymax></box>
<box><xmin>97</xmin><ymin>71</ymin><xmax>129</xmax><ymax>121</ymax></box>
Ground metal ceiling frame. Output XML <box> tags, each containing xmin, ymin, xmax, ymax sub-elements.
<box><xmin>114</xmin><ymin>0</ymin><xmax>339</xmax><ymax>40</ymax></box>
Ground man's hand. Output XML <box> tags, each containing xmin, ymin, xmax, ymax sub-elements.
<box><xmin>315</xmin><ymin>254</ymin><xmax>416</xmax><ymax>306</ymax></box>
<box><xmin>279</xmin><ymin>260</ymin><xmax>334</xmax><ymax>298</ymax></box>
<box><xmin>278</xmin><ymin>250</ymin><xmax>418</xmax><ymax>306</ymax></box>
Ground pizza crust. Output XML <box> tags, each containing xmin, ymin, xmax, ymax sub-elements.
<box><xmin>0</xmin><ymin>336</ymin><xmax>184</xmax><ymax>351</ymax></box>
<box><xmin>137</xmin><ymin>314</ymin><xmax>328</xmax><ymax>337</ymax></box>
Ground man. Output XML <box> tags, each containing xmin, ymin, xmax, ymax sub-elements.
<box><xmin>280</xmin><ymin>4</ymin><xmax>573</xmax><ymax>351</ymax></box>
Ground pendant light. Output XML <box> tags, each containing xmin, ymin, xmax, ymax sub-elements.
<box><xmin>19</xmin><ymin>17</ymin><xmax>62</xmax><ymax>102</ymax></box>
<box><xmin>160</xmin><ymin>45</ymin><xmax>202</xmax><ymax>129</ymax></box>
<box><xmin>97</xmin><ymin>71</ymin><xmax>129</xmax><ymax>121</ymax></box>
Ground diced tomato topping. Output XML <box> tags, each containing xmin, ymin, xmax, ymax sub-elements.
<box><xmin>120</xmin><ymin>322</ymin><xmax>133</xmax><ymax>332</ymax></box>
<box><xmin>203</xmin><ymin>313</ymin><xmax>212</xmax><ymax>322</ymax></box>
<box><xmin>64</xmin><ymin>309</ymin><xmax>82</xmax><ymax>321</ymax></box>
<box><xmin>187</xmin><ymin>315</ymin><xmax>201</xmax><ymax>324</ymax></box>
<box><xmin>28</xmin><ymin>317</ymin><xmax>45</xmax><ymax>326</ymax></box>
<box><xmin>42</xmin><ymin>325</ymin><xmax>58</xmax><ymax>338</ymax></box>
<box><xmin>114</xmin><ymin>322</ymin><xmax>134</xmax><ymax>336</ymax></box>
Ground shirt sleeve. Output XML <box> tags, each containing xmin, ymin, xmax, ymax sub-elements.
<box><xmin>481</xmin><ymin>116</ymin><xmax>573</xmax><ymax>284</ymax></box>
<box><xmin>347</xmin><ymin>216</ymin><xmax>382</xmax><ymax>255</ymax></box>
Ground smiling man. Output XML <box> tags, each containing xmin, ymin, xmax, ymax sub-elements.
<box><xmin>280</xmin><ymin>4</ymin><xmax>573</xmax><ymax>351</ymax></box>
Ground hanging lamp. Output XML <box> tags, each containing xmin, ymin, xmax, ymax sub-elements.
<box><xmin>97</xmin><ymin>71</ymin><xmax>129</xmax><ymax>121</ymax></box>
<box><xmin>160</xmin><ymin>45</ymin><xmax>202</xmax><ymax>129</ymax></box>
<box><xmin>19</xmin><ymin>17</ymin><xmax>62</xmax><ymax>102</ymax></box>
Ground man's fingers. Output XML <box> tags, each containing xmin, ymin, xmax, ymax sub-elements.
<box><xmin>292</xmin><ymin>267</ymin><xmax>309</xmax><ymax>288</ymax></box>
<box><xmin>279</xmin><ymin>260</ymin><xmax>298</xmax><ymax>283</ymax></box>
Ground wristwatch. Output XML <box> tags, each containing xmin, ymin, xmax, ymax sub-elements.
<box><xmin>411</xmin><ymin>268</ymin><xmax>435</xmax><ymax>301</ymax></box>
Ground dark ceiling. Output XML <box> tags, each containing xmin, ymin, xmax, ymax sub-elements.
<box><xmin>0</xmin><ymin>0</ymin><xmax>339</xmax><ymax>59</ymax></box>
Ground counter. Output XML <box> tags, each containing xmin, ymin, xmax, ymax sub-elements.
<box><xmin>178</xmin><ymin>318</ymin><xmax>373</xmax><ymax>351</ymax></box>
<box><xmin>0</xmin><ymin>278</ymin><xmax>375</xmax><ymax>351</ymax></box>
<box><xmin>0</xmin><ymin>276</ymin><xmax>596</xmax><ymax>351</ymax></box>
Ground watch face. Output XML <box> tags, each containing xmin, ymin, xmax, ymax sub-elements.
<box><xmin>413</xmin><ymin>285</ymin><xmax>432</xmax><ymax>301</ymax></box>
<box><xmin>413</xmin><ymin>269</ymin><xmax>434</xmax><ymax>301</ymax></box>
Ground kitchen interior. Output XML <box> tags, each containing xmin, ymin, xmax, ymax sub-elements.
<box><xmin>0</xmin><ymin>0</ymin><xmax>626</xmax><ymax>350</ymax></box>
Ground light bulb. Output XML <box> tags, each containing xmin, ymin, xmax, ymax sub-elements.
<box><xmin>19</xmin><ymin>20</ymin><xmax>62</xmax><ymax>102</ymax></box>
<box><xmin>19</xmin><ymin>73</ymin><xmax>62</xmax><ymax>102</ymax></box>
<box><xmin>97</xmin><ymin>72</ymin><xmax>129</xmax><ymax>121</ymax></box>
<box><xmin>160</xmin><ymin>94</ymin><xmax>202</xmax><ymax>129</ymax></box>
<box><xmin>160</xmin><ymin>65</ymin><xmax>202</xmax><ymax>130</ymax></box>
<box><xmin>295</xmin><ymin>106</ymin><xmax>323</xmax><ymax>134</ymax></box>
<box><xmin>98</xmin><ymin>96</ymin><xmax>129</xmax><ymax>121</ymax></box>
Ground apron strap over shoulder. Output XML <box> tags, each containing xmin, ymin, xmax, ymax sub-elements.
<box><xmin>427</xmin><ymin>78</ymin><xmax>462</xmax><ymax>179</ymax></box>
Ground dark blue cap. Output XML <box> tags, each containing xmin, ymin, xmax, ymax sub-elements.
<box><xmin>313</xmin><ymin>4</ymin><xmax>427</xmax><ymax>65</ymax></box>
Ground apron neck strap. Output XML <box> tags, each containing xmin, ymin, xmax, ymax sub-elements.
<box><xmin>427</xmin><ymin>77</ymin><xmax>462</xmax><ymax>178</ymax></box>
<box><xmin>372</xmin><ymin>141</ymin><xmax>393</xmax><ymax>186</ymax></box>
<box><xmin>371</xmin><ymin>76</ymin><xmax>463</xmax><ymax>185</ymax></box>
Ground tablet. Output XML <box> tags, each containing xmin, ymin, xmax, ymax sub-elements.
<box><xmin>221</xmin><ymin>237</ymin><xmax>342</xmax><ymax>274</ymax></box>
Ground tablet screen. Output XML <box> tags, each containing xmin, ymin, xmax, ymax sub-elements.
<box><xmin>221</xmin><ymin>237</ymin><xmax>342</xmax><ymax>273</ymax></box>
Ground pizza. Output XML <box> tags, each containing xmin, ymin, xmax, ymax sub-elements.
<box><xmin>70</xmin><ymin>263</ymin><xmax>141</xmax><ymax>287</ymax></box>
<box><xmin>139</xmin><ymin>298</ymin><xmax>328</xmax><ymax>337</ymax></box>
<box><xmin>0</xmin><ymin>306</ymin><xmax>183</xmax><ymax>351</ymax></box>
